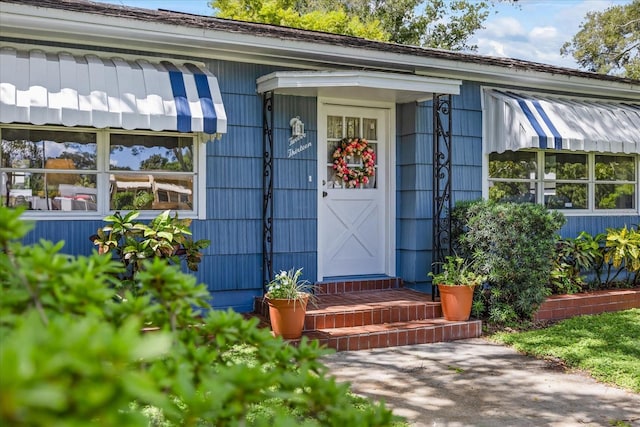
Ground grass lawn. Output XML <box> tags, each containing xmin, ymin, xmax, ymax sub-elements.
<box><xmin>492</xmin><ymin>308</ymin><xmax>640</xmax><ymax>393</ymax></box>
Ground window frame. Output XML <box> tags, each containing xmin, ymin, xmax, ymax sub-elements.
<box><xmin>1</xmin><ymin>124</ymin><xmax>205</xmax><ymax>220</ymax></box>
<box><xmin>486</xmin><ymin>149</ymin><xmax>639</xmax><ymax>215</ymax></box>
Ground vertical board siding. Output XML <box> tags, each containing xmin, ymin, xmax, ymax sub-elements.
<box><xmin>270</xmin><ymin>95</ymin><xmax>318</xmax><ymax>288</ymax></box>
<box><xmin>205</xmin><ymin>189</ymin><xmax>262</xmax><ymax>219</ymax></box>
<box><xmin>396</xmin><ymin>82</ymin><xmax>485</xmax><ymax>290</ymax></box>
<box><xmin>562</xmin><ymin>215</ymin><xmax>640</xmax><ymax>238</ymax></box>
<box><xmin>22</xmin><ymin>220</ymin><xmax>104</xmax><ymax>256</ymax></box>
<box><xmin>15</xmin><ymin>50</ymin><xmax>636</xmax><ymax>313</ymax></box>
<box><xmin>198</xmin><ymin>61</ymin><xmax>321</xmax><ymax>308</ymax></box>
<box><xmin>208</xmin><ymin>157</ymin><xmax>263</xmax><ymax>189</ymax></box>
<box><xmin>208</xmin><ymin>126</ymin><xmax>263</xmax><ymax>158</ymax></box>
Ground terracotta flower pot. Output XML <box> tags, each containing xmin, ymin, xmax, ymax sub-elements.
<box><xmin>266</xmin><ymin>294</ymin><xmax>309</xmax><ymax>339</ymax></box>
<box><xmin>437</xmin><ymin>284</ymin><xmax>476</xmax><ymax>321</ymax></box>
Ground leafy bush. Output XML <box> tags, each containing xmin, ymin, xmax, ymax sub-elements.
<box><xmin>603</xmin><ymin>225</ymin><xmax>640</xmax><ymax>285</ymax></box>
<box><xmin>0</xmin><ymin>206</ymin><xmax>396</xmax><ymax>426</ymax></box>
<box><xmin>457</xmin><ymin>201</ymin><xmax>565</xmax><ymax>323</ymax></box>
<box><xmin>550</xmin><ymin>226</ymin><xmax>639</xmax><ymax>293</ymax></box>
<box><xmin>549</xmin><ymin>231</ymin><xmax>602</xmax><ymax>294</ymax></box>
<box><xmin>91</xmin><ymin>210</ymin><xmax>210</xmax><ymax>294</ymax></box>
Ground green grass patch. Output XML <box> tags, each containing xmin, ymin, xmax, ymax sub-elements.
<box><xmin>492</xmin><ymin>309</ymin><xmax>640</xmax><ymax>392</ymax></box>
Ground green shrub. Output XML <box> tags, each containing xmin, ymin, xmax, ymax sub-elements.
<box><xmin>458</xmin><ymin>201</ymin><xmax>565</xmax><ymax>323</ymax></box>
<box><xmin>549</xmin><ymin>226</ymin><xmax>639</xmax><ymax>293</ymax></box>
<box><xmin>0</xmin><ymin>206</ymin><xmax>396</xmax><ymax>426</ymax></box>
<box><xmin>549</xmin><ymin>231</ymin><xmax>602</xmax><ymax>294</ymax></box>
<box><xmin>91</xmin><ymin>210</ymin><xmax>210</xmax><ymax>294</ymax></box>
<box><xmin>604</xmin><ymin>225</ymin><xmax>640</xmax><ymax>285</ymax></box>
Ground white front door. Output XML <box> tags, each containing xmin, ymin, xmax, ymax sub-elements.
<box><xmin>318</xmin><ymin>102</ymin><xmax>391</xmax><ymax>279</ymax></box>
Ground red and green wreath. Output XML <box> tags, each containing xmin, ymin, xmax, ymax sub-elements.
<box><xmin>332</xmin><ymin>137</ymin><xmax>376</xmax><ymax>188</ymax></box>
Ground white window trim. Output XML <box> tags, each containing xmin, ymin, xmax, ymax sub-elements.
<box><xmin>484</xmin><ymin>149</ymin><xmax>640</xmax><ymax>216</ymax></box>
<box><xmin>1</xmin><ymin>124</ymin><xmax>205</xmax><ymax>221</ymax></box>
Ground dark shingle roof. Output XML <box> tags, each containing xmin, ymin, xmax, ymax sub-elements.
<box><xmin>3</xmin><ymin>0</ymin><xmax>639</xmax><ymax>85</ymax></box>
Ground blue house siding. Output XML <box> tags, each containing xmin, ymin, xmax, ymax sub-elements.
<box><xmin>23</xmin><ymin>220</ymin><xmax>103</xmax><ymax>256</ymax></box>
<box><xmin>396</xmin><ymin>83</ymin><xmax>484</xmax><ymax>292</ymax></box>
<box><xmin>201</xmin><ymin>60</ymin><xmax>268</xmax><ymax>311</ymax></box>
<box><xmin>396</xmin><ymin>100</ymin><xmax>437</xmax><ymax>290</ymax></box>
<box><xmin>396</xmin><ymin>81</ymin><xmax>638</xmax><ymax>295</ymax></box>
<box><xmin>562</xmin><ymin>216</ymin><xmax>640</xmax><ymax>238</ymax></box>
<box><xmin>7</xmin><ymin>50</ymin><xmax>636</xmax><ymax>315</ymax></box>
<box><xmin>201</xmin><ymin>57</ymin><xmax>318</xmax><ymax>311</ymax></box>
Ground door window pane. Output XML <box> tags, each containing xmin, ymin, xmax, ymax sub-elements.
<box><xmin>363</xmin><ymin>118</ymin><xmax>377</xmax><ymax>140</ymax></box>
<box><xmin>327</xmin><ymin>116</ymin><xmax>343</xmax><ymax>139</ymax></box>
<box><xmin>345</xmin><ymin>117</ymin><xmax>360</xmax><ymax>138</ymax></box>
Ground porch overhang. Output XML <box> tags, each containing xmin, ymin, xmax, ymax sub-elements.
<box><xmin>484</xmin><ymin>90</ymin><xmax>640</xmax><ymax>154</ymax></box>
<box><xmin>256</xmin><ymin>71</ymin><xmax>461</xmax><ymax>103</ymax></box>
<box><xmin>0</xmin><ymin>47</ymin><xmax>227</xmax><ymax>135</ymax></box>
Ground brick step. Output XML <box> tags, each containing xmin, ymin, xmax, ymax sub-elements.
<box><xmin>255</xmin><ymin>288</ymin><xmax>442</xmax><ymax>331</ymax></box>
<box><xmin>253</xmin><ymin>286</ymin><xmax>482</xmax><ymax>352</ymax></box>
<box><xmin>314</xmin><ymin>277</ymin><xmax>403</xmax><ymax>294</ymax></box>
<box><xmin>304</xmin><ymin>289</ymin><xmax>442</xmax><ymax>330</ymax></box>
<box><xmin>297</xmin><ymin>318</ymin><xmax>482</xmax><ymax>352</ymax></box>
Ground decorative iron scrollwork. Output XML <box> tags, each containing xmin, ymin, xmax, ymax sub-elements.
<box><xmin>262</xmin><ymin>91</ymin><xmax>274</xmax><ymax>292</ymax></box>
<box><xmin>432</xmin><ymin>94</ymin><xmax>453</xmax><ymax>299</ymax></box>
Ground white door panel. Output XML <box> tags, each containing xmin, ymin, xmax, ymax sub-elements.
<box><xmin>318</xmin><ymin>104</ymin><xmax>389</xmax><ymax>278</ymax></box>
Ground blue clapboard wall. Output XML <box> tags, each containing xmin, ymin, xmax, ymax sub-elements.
<box><xmin>395</xmin><ymin>81</ymin><xmax>638</xmax><ymax>292</ymax></box>
<box><xmin>197</xmin><ymin>59</ymin><xmax>318</xmax><ymax>311</ymax></box>
<box><xmin>16</xmin><ymin>61</ymin><xmax>638</xmax><ymax>312</ymax></box>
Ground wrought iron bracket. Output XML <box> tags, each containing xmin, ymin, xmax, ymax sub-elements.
<box><xmin>432</xmin><ymin>94</ymin><xmax>453</xmax><ymax>300</ymax></box>
<box><xmin>262</xmin><ymin>91</ymin><xmax>274</xmax><ymax>293</ymax></box>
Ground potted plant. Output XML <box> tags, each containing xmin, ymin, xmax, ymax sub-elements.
<box><xmin>265</xmin><ymin>268</ymin><xmax>316</xmax><ymax>339</ymax></box>
<box><xmin>429</xmin><ymin>255</ymin><xmax>485</xmax><ymax>321</ymax></box>
<box><xmin>90</xmin><ymin>210</ymin><xmax>210</xmax><ymax>296</ymax></box>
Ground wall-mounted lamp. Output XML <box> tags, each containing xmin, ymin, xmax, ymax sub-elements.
<box><xmin>290</xmin><ymin>116</ymin><xmax>305</xmax><ymax>138</ymax></box>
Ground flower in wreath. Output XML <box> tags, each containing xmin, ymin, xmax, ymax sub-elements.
<box><xmin>332</xmin><ymin>137</ymin><xmax>376</xmax><ymax>188</ymax></box>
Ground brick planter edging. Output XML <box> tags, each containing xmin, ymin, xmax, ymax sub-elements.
<box><xmin>534</xmin><ymin>288</ymin><xmax>640</xmax><ymax>322</ymax></box>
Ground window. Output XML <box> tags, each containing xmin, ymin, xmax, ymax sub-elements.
<box><xmin>1</xmin><ymin>126</ymin><xmax>199</xmax><ymax>217</ymax></box>
<box><xmin>325</xmin><ymin>114</ymin><xmax>378</xmax><ymax>189</ymax></box>
<box><xmin>488</xmin><ymin>150</ymin><xmax>638</xmax><ymax>212</ymax></box>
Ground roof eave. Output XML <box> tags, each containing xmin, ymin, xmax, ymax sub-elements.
<box><xmin>1</xmin><ymin>1</ymin><xmax>639</xmax><ymax>100</ymax></box>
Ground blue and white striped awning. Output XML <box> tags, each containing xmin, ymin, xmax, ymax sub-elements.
<box><xmin>484</xmin><ymin>90</ymin><xmax>640</xmax><ymax>154</ymax></box>
<box><xmin>0</xmin><ymin>48</ymin><xmax>227</xmax><ymax>135</ymax></box>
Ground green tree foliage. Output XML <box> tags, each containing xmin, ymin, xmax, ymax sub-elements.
<box><xmin>212</xmin><ymin>0</ymin><xmax>389</xmax><ymax>40</ymax></box>
<box><xmin>561</xmin><ymin>0</ymin><xmax>640</xmax><ymax>79</ymax></box>
<box><xmin>211</xmin><ymin>0</ymin><xmax>513</xmax><ymax>50</ymax></box>
<box><xmin>0</xmin><ymin>206</ymin><xmax>396</xmax><ymax>426</ymax></box>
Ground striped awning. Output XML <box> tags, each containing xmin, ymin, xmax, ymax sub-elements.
<box><xmin>0</xmin><ymin>48</ymin><xmax>227</xmax><ymax>135</ymax></box>
<box><xmin>484</xmin><ymin>90</ymin><xmax>640</xmax><ymax>154</ymax></box>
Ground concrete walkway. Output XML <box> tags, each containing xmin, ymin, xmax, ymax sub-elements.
<box><xmin>322</xmin><ymin>338</ymin><xmax>640</xmax><ymax>427</ymax></box>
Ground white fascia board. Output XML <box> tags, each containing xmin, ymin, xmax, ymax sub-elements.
<box><xmin>256</xmin><ymin>71</ymin><xmax>461</xmax><ymax>96</ymax></box>
<box><xmin>2</xmin><ymin>2</ymin><xmax>639</xmax><ymax>99</ymax></box>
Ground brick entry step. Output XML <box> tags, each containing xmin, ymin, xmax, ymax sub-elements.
<box><xmin>254</xmin><ymin>277</ymin><xmax>482</xmax><ymax>352</ymax></box>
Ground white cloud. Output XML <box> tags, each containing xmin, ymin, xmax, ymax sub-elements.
<box><xmin>482</xmin><ymin>17</ymin><xmax>527</xmax><ymax>39</ymax></box>
<box><xmin>470</xmin><ymin>0</ymin><xmax>628</xmax><ymax>68</ymax></box>
<box><xmin>529</xmin><ymin>26</ymin><xmax>558</xmax><ymax>41</ymax></box>
<box><xmin>475</xmin><ymin>39</ymin><xmax>508</xmax><ymax>57</ymax></box>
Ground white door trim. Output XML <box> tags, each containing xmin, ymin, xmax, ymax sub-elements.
<box><xmin>317</xmin><ymin>97</ymin><xmax>396</xmax><ymax>281</ymax></box>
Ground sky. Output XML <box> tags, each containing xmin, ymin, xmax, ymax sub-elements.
<box><xmin>93</xmin><ymin>0</ymin><xmax>632</xmax><ymax>70</ymax></box>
